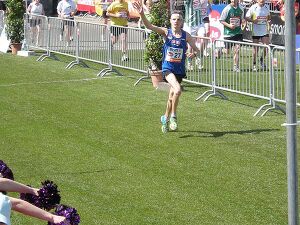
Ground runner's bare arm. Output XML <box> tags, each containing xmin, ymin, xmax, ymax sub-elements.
<box><xmin>133</xmin><ymin>1</ymin><xmax>166</xmax><ymax>36</ymax></box>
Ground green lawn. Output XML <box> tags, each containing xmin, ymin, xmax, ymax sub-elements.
<box><xmin>0</xmin><ymin>52</ymin><xmax>299</xmax><ymax>225</ymax></box>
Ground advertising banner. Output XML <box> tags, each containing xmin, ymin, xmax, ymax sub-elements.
<box><xmin>77</xmin><ymin>0</ymin><xmax>96</xmax><ymax>13</ymax></box>
<box><xmin>209</xmin><ymin>4</ymin><xmax>226</xmax><ymax>42</ymax></box>
<box><xmin>77</xmin><ymin>0</ymin><xmax>140</xmax><ymax>18</ymax></box>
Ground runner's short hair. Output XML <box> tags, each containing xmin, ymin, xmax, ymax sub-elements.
<box><xmin>171</xmin><ymin>10</ymin><xmax>184</xmax><ymax>20</ymax></box>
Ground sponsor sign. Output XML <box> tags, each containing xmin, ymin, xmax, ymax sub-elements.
<box><xmin>209</xmin><ymin>4</ymin><xmax>225</xmax><ymax>43</ymax></box>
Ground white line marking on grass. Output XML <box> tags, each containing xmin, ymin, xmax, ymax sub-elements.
<box><xmin>0</xmin><ymin>76</ymin><xmax>129</xmax><ymax>87</ymax></box>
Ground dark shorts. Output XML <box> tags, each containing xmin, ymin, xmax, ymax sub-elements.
<box><xmin>29</xmin><ymin>18</ymin><xmax>41</xmax><ymax>27</ymax></box>
<box><xmin>252</xmin><ymin>34</ymin><xmax>269</xmax><ymax>40</ymax></box>
<box><xmin>111</xmin><ymin>26</ymin><xmax>128</xmax><ymax>37</ymax></box>
<box><xmin>224</xmin><ymin>34</ymin><xmax>243</xmax><ymax>49</ymax></box>
<box><xmin>102</xmin><ymin>10</ymin><xmax>108</xmax><ymax>19</ymax></box>
<box><xmin>162</xmin><ymin>70</ymin><xmax>185</xmax><ymax>83</ymax></box>
<box><xmin>203</xmin><ymin>17</ymin><xmax>209</xmax><ymax>23</ymax></box>
<box><xmin>63</xmin><ymin>17</ymin><xmax>75</xmax><ymax>27</ymax></box>
<box><xmin>224</xmin><ymin>34</ymin><xmax>243</xmax><ymax>42</ymax></box>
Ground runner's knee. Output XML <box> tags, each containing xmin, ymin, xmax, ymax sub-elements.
<box><xmin>174</xmin><ymin>87</ymin><xmax>181</xmax><ymax>96</ymax></box>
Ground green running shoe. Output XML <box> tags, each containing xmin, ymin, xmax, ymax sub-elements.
<box><xmin>161</xmin><ymin>115</ymin><xmax>168</xmax><ymax>133</ymax></box>
<box><xmin>169</xmin><ymin>117</ymin><xmax>178</xmax><ymax>131</ymax></box>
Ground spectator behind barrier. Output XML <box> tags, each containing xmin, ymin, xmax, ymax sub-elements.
<box><xmin>27</xmin><ymin>0</ymin><xmax>45</xmax><ymax>46</ymax></box>
<box><xmin>57</xmin><ymin>0</ymin><xmax>77</xmax><ymax>45</ymax></box>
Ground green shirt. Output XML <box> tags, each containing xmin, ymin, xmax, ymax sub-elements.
<box><xmin>184</xmin><ymin>0</ymin><xmax>204</xmax><ymax>27</ymax></box>
<box><xmin>220</xmin><ymin>4</ymin><xmax>244</xmax><ymax>37</ymax></box>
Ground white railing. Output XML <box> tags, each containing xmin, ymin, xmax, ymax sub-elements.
<box><xmin>23</xmin><ymin>14</ymin><xmax>299</xmax><ymax>116</ymax></box>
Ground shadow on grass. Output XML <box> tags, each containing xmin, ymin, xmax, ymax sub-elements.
<box><xmin>50</xmin><ymin>169</ymin><xmax>117</xmax><ymax>176</ymax></box>
<box><xmin>178</xmin><ymin>128</ymin><xmax>280</xmax><ymax>138</ymax></box>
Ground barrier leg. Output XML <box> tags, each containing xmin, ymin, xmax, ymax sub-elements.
<box><xmin>97</xmin><ymin>67</ymin><xmax>122</xmax><ymax>77</ymax></box>
<box><xmin>134</xmin><ymin>73</ymin><xmax>150</xmax><ymax>86</ymax></box>
<box><xmin>66</xmin><ymin>60</ymin><xmax>89</xmax><ymax>69</ymax></box>
<box><xmin>36</xmin><ymin>52</ymin><xmax>59</xmax><ymax>62</ymax></box>
<box><xmin>196</xmin><ymin>87</ymin><xmax>228</xmax><ymax>102</ymax></box>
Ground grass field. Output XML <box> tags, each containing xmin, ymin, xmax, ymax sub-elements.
<box><xmin>0</xmin><ymin>52</ymin><xmax>299</xmax><ymax>225</ymax></box>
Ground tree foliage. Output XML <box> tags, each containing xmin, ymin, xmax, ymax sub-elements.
<box><xmin>6</xmin><ymin>0</ymin><xmax>25</xmax><ymax>43</ymax></box>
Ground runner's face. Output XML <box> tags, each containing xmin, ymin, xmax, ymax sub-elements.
<box><xmin>146</xmin><ymin>0</ymin><xmax>152</xmax><ymax>9</ymax></box>
<box><xmin>231</xmin><ymin>0</ymin><xmax>238</xmax><ymax>6</ymax></box>
<box><xmin>257</xmin><ymin>0</ymin><xmax>265</xmax><ymax>5</ymax></box>
<box><xmin>170</xmin><ymin>14</ymin><xmax>183</xmax><ymax>29</ymax></box>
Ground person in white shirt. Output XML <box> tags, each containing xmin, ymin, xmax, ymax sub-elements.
<box><xmin>245</xmin><ymin>0</ymin><xmax>271</xmax><ymax>71</ymax></box>
<box><xmin>0</xmin><ymin>178</ymin><xmax>67</xmax><ymax>225</ymax></box>
<box><xmin>57</xmin><ymin>0</ymin><xmax>77</xmax><ymax>45</ymax></box>
<box><xmin>27</xmin><ymin>0</ymin><xmax>44</xmax><ymax>45</ymax></box>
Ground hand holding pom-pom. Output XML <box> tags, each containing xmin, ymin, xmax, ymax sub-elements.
<box><xmin>0</xmin><ymin>160</ymin><xmax>14</xmax><ymax>180</ymax></box>
<box><xmin>20</xmin><ymin>185</ymin><xmax>39</xmax><ymax>205</ymax></box>
<box><xmin>20</xmin><ymin>180</ymin><xmax>61</xmax><ymax>211</ymax></box>
<box><xmin>48</xmin><ymin>204</ymin><xmax>80</xmax><ymax>225</ymax></box>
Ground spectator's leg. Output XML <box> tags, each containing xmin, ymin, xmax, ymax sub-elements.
<box><xmin>121</xmin><ymin>32</ymin><xmax>128</xmax><ymax>54</ymax></box>
<box><xmin>233</xmin><ymin>43</ymin><xmax>240</xmax><ymax>67</ymax></box>
<box><xmin>252</xmin><ymin>38</ymin><xmax>259</xmax><ymax>70</ymax></box>
<box><xmin>261</xmin><ymin>36</ymin><xmax>270</xmax><ymax>60</ymax></box>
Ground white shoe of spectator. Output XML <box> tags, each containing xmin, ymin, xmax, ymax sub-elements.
<box><xmin>233</xmin><ymin>65</ymin><xmax>240</xmax><ymax>73</ymax></box>
<box><xmin>187</xmin><ymin>62</ymin><xmax>194</xmax><ymax>71</ymax></box>
<box><xmin>121</xmin><ymin>54</ymin><xmax>129</xmax><ymax>62</ymax></box>
<box><xmin>253</xmin><ymin>65</ymin><xmax>257</xmax><ymax>72</ymax></box>
<box><xmin>196</xmin><ymin>58</ymin><xmax>203</xmax><ymax>70</ymax></box>
<box><xmin>203</xmin><ymin>49</ymin><xmax>210</xmax><ymax>57</ymax></box>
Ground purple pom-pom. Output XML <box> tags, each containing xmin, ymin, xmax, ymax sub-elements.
<box><xmin>48</xmin><ymin>204</ymin><xmax>80</xmax><ymax>225</ymax></box>
<box><xmin>37</xmin><ymin>180</ymin><xmax>61</xmax><ymax>211</ymax></box>
<box><xmin>0</xmin><ymin>160</ymin><xmax>14</xmax><ymax>180</ymax></box>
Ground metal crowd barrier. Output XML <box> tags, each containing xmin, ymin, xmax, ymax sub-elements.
<box><xmin>109</xmin><ymin>25</ymin><xmax>147</xmax><ymax>73</ymax></box>
<box><xmin>25</xmin><ymin>15</ymin><xmax>299</xmax><ymax>117</ymax></box>
<box><xmin>24</xmin><ymin>14</ymin><xmax>48</xmax><ymax>51</ymax></box>
<box><xmin>184</xmin><ymin>36</ymin><xmax>214</xmax><ymax>90</ymax></box>
<box><xmin>76</xmin><ymin>21</ymin><xmax>109</xmax><ymax>66</ymax></box>
<box><xmin>198</xmin><ymin>39</ymin><xmax>271</xmax><ymax>102</ymax></box>
<box><xmin>271</xmin><ymin>46</ymin><xmax>300</xmax><ymax>105</ymax></box>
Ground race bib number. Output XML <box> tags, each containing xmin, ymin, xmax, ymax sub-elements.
<box><xmin>166</xmin><ymin>47</ymin><xmax>183</xmax><ymax>63</ymax></box>
<box><xmin>230</xmin><ymin>17</ymin><xmax>240</xmax><ymax>27</ymax></box>
<box><xmin>119</xmin><ymin>11</ymin><xmax>127</xmax><ymax>18</ymax></box>
<box><xmin>256</xmin><ymin>16</ymin><xmax>267</xmax><ymax>25</ymax></box>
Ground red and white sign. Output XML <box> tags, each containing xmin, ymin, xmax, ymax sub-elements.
<box><xmin>77</xmin><ymin>0</ymin><xmax>96</xmax><ymax>13</ymax></box>
<box><xmin>77</xmin><ymin>0</ymin><xmax>140</xmax><ymax>17</ymax></box>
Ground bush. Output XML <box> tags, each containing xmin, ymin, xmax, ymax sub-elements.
<box><xmin>6</xmin><ymin>0</ymin><xmax>25</xmax><ymax>43</ymax></box>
